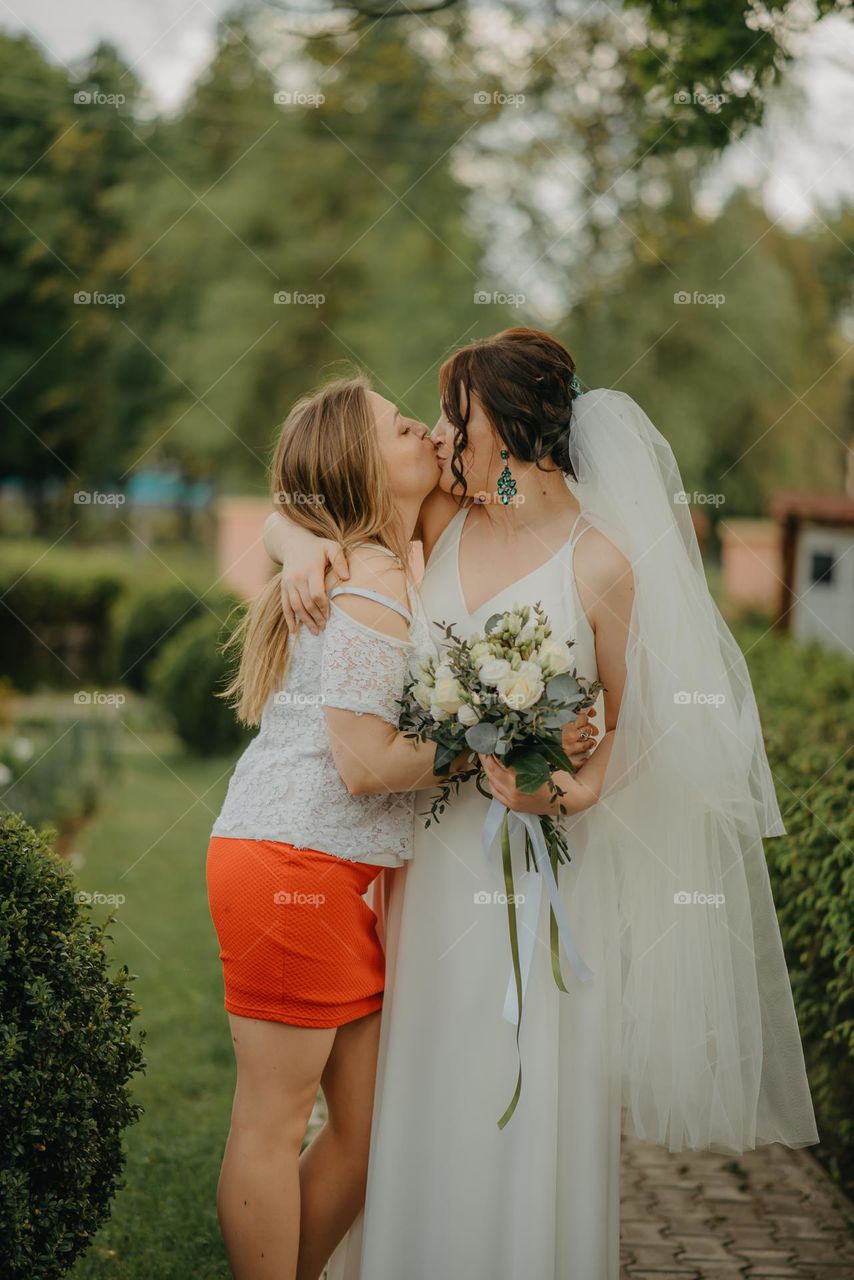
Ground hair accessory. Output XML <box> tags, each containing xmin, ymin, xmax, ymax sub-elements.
<box><xmin>569</xmin><ymin>371</ymin><xmax>583</xmax><ymax>397</ymax></box>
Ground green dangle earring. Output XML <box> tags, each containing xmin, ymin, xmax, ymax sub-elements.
<box><xmin>497</xmin><ymin>449</ymin><xmax>516</xmax><ymax>505</ymax></box>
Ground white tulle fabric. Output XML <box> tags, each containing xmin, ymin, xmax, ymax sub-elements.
<box><xmin>566</xmin><ymin>389</ymin><xmax>817</xmax><ymax>1152</ymax></box>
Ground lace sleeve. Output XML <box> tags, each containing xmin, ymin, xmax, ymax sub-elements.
<box><xmin>321</xmin><ymin>607</ymin><xmax>410</xmax><ymax>725</ymax></box>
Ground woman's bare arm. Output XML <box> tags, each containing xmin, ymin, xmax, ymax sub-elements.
<box><xmin>321</xmin><ymin>550</ymin><xmax>467</xmax><ymax>795</ymax></box>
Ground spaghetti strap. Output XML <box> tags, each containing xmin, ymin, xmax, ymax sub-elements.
<box><xmin>329</xmin><ymin>585</ymin><xmax>413</xmax><ymax>625</ymax></box>
<box><xmin>567</xmin><ymin>512</ymin><xmax>587</xmax><ymax>546</ymax></box>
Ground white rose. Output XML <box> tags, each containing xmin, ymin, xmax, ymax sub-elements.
<box><xmin>497</xmin><ymin>660</ymin><xmax>544</xmax><ymax>711</ymax></box>
<box><xmin>432</xmin><ymin>671</ymin><xmax>464</xmax><ymax>714</ymax></box>
<box><xmin>429</xmin><ymin>702</ymin><xmax>449</xmax><ymax>722</ymax></box>
<box><xmin>478</xmin><ymin>656</ymin><xmax>512</xmax><ymax>686</ymax></box>
<box><xmin>409</xmin><ymin>649</ymin><xmax>434</xmax><ymax>683</ymax></box>
<box><xmin>412</xmin><ymin>682</ymin><xmax>434</xmax><ymax>711</ymax></box>
<box><xmin>469</xmin><ymin>640</ymin><xmax>493</xmax><ymax>665</ymax></box>
<box><xmin>457</xmin><ymin>703</ymin><xmax>480</xmax><ymax>726</ymax></box>
<box><xmin>537</xmin><ymin>637</ymin><xmax>574</xmax><ymax>676</ymax></box>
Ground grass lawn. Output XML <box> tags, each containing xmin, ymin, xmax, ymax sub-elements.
<box><xmin>69</xmin><ymin>727</ymin><xmax>238</xmax><ymax>1280</ymax></box>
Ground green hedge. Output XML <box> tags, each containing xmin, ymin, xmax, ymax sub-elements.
<box><xmin>111</xmin><ymin>580</ymin><xmax>239</xmax><ymax>692</ymax></box>
<box><xmin>0</xmin><ymin>540</ymin><xmax>233</xmax><ymax>694</ymax></box>
<box><xmin>0</xmin><ymin>544</ymin><xmax>130</xmax><ymax>690</ymax></box>
<box><xmin>738</xmin><ymin>623</ymin><xmax>854</xmax><ymax>1192</ymax></box>
<box><xmin>149</xmin><ymin>611</ymin><xmax>249</xmax><ymax>757</ymax></box>
<box><xmin>0</xmin><ymin>813</ymin><xmax>145</xmax><ymax>1279</ymax></box>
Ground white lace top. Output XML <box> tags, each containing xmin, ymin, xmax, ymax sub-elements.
<box><xmin>211</xmin><ymin>558</ymin><xmax>434</xmax><ymax>867</ymax></box>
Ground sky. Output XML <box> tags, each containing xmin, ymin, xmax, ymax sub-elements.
<box><xmin>2</xmin><ymin>0</ymin><xmax>853</xmax><ymax>227</ymax></box>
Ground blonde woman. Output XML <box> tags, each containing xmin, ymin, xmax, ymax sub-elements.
<box><xmin>206</xmin><ymin>377</ymin><xmax>464</xmax><ymax>1280</ymax></box>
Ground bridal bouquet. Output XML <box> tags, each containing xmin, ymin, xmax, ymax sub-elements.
<box><xmin>399</xmin><ymin>604</ymin><xmax>604</xmax><ymax>1126</ymax></box>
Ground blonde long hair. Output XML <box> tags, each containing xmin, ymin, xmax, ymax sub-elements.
<box><xmin>221</xmin><ymin>375</ymin><xmax>411</xmax><ymax>725</ymax></box>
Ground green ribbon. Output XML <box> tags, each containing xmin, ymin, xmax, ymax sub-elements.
<box><xmin>496</xmin><ymin>819</ymin><xmax>572</xmax><ymax>1127</ymax></box>
<box><xmin>497</xmin><ymin>811</ymin><xmax>523</xmax><ymax>1130</ymax></box>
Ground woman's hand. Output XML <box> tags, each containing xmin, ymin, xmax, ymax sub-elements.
<box><xmin>263</xmin><ymin>512</ymin><xmax>349</xmax><ymax>635</ymax></box>
<box><xmin>478</xmin><ymin>753</ymin><xmax>563</xmax><ymax>816</ymax></box>
<box><xmin>562</xmin><ymin>707</ymin><xmax>598</xmax><ymax>767</ymax></box>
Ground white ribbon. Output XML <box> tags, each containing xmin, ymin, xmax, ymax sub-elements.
<box><xmin>481</xmin><ymin>797</ymin><xmax>593</xmax><ymax>1024</ymax></box>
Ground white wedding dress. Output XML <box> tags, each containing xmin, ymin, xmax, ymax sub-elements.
<box><xmin>328</xmin><ymin>507</ymin><xmax>622</xmax><ymax>1280</ymax></box>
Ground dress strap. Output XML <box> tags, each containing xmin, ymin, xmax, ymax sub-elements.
<box><xmin>568</xmin><ymin>512</ymin><xmax>592</xmax><ymax>546</ymax></box>
<box><xmin>329</xmin><ymin>585</ymin><xmax>413</xmax><ymax>625</ymax></box>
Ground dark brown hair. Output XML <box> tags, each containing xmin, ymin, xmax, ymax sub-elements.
<box><xmin>438</xmin><ymin>326</ymin><xmax>580</xmax><ymax>499</ymax></box>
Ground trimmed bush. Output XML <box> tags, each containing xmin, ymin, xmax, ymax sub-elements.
<box><xmin>0</xmin><ymin>813</ymin><xmax>145</xmax><ymax>1279</ymax></box>
<box><xmin>111</xmin><ymin>580</ymin><xmax>238</xmax><ymax>693</ymax></box>
<box><xmin>737</xmin><ymin>624</ymin><xmax>854</xmax><ymax>1192</ymax></box>
<box><xmin>0</xmin><ymin>544</ymin><xmax>129</xmax><ymax>690</ymax></box>
<box><xmin>149</xmin><ymin>610</ymin><xmax>249</xmax><ymax>756</ymax></box>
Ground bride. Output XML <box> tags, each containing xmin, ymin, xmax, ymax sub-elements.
<box><xmin>266</xmin><ymin>327</ymin><xmax>818</xmax><ymax>1279</ymax></box>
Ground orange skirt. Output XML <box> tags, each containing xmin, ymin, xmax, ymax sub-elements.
<box><xmin>206</xmin><ymin>836</ymin><xmax>387</xmax><ymax>1028</ymax></box>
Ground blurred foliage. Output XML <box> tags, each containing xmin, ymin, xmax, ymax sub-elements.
<box><xmin>0</xmin><ymin>710</ymin><xmax>121</xmax><ymax>853</ymax></box>
<box><xmin>111</xmin><ymin>581</ymin><xmax>241</xmax><ymax>693</ymax></box>
<box><xmin>737</xmin><ymin>622</ymin><xmax>854</xmax><ymax>1194</ymax></box>
<box><xmin>149</xmin><ymin>612</ymin><xmax>250</xmax><ymax>756</ymax></box>
<box><xmin>0</xmin><ymin>4</ymin><xmax>851</xmax><ymax>537</ymax></box>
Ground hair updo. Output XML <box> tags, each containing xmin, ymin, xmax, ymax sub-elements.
<box><xmin>438</xmin><ymin>326</ymin><xmax>581</xmax><ymax>500</ymax></box>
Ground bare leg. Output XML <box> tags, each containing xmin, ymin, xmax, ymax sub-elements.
<box><xmin>296</xmin><ymin>1010</ymin><xmax>382</xmax><ymax>1280</ymax></box>
<box><xmin>217</xmin><ymin>1013</ymin><xmax>335</xmax><ymax>1280</ymax></box>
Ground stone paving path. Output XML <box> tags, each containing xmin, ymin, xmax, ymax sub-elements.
<box><xmin>621</xmin><ymin>1133</ymin><xmax>854</xmax><ymax>1279</ymax></box>
<box><xmin>311</xmin><ymin>1097</ymin><xmax>854</xmax><ymax>1277</ymax></box>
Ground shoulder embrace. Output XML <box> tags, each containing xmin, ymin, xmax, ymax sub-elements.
<box><xmin>329</xmin><ymin>545</ymin><xmax>411</xmax><ymax>640</ymax></box>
